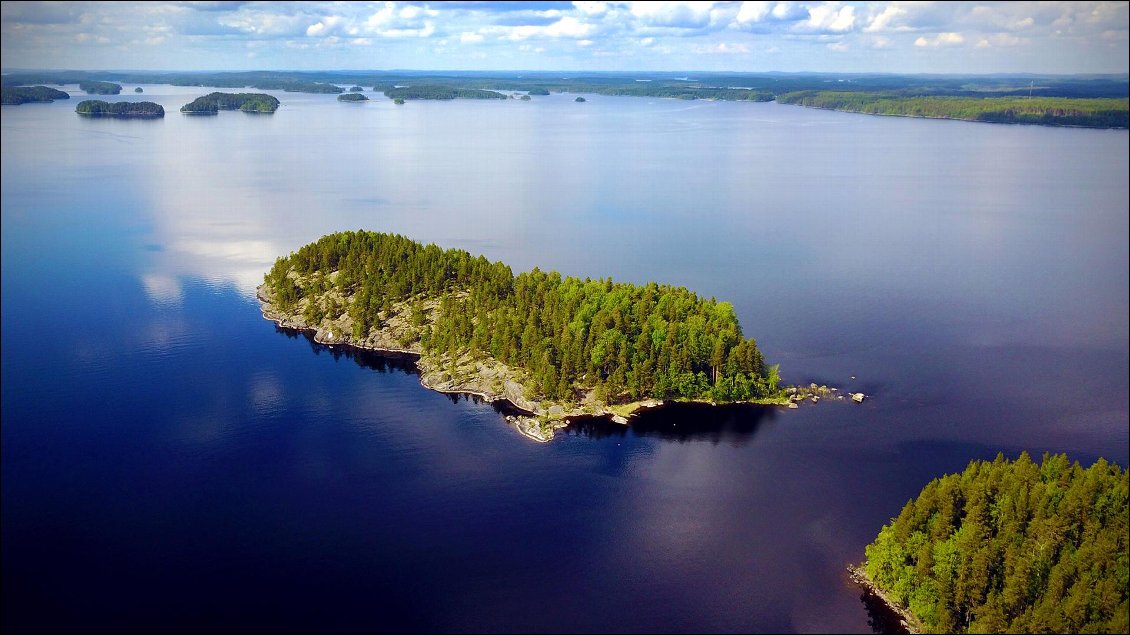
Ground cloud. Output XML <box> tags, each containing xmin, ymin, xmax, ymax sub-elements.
<box><xmin>695</xmin><ymin>42</ymin><xmax>751</xmax><ymax>54</ymax></box>
<box><xmin>914</xmin><ymin>32</ymin><xmax>964</xmax><ymax>47</ymax></box>
<box><xmin>460</xmin><ymin>31</ymin><xmax>484</xmax><ymax>44</ymax></box>
<box><xmin>826</xmin><ymin>41</ymin><xmax>849</xmax><ymax>52</ymax></box>
<box><xmin>805</xmin><ymin>3</ymin><xmax>855</xmax><ymax>33</ymax></box>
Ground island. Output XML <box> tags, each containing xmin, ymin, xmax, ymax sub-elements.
<box><xmin>349</xmin><ymin>85</ymin><xmax>364</xmax><ymax>92</ymax></box>
<box><xmin>1</xmin><ymin>86</ymin><xmax>70</xmax><ymax>105</ymax></box>
<box><xmin>259</xmin><ymin>231</ymin><xmax>788</xmax><ymax>441</ymax></box>
<box><xmin>575</xmin><ymin>97</ymin><xmax>586</xmax><ymax>103</ymax></box>
<box><xmin>134</xmin><ymin>87</ymin><xmax>143</xmax><ymax>93</ymax></box>
<box><xmin>78</xmin><ymin>81</ymin><xmax>122</xmax><ymax>95</ymax></box>
<box><xmin>75</xmin><ymin>100</ymin><xmax>164</xmax><ymax>118</ymax></box>
<box><xmin>393</xmin><ymin>98</ymin><xmax>405</xmax><ymax>105</ymax></box>
<box><xmin>855</xmin><ymin>452</ymin><xmax>1128</xmax><ymax>634</ymax></box>
<box><xmin>179</xmin><ymin>92</ymin><xmax>279</xmax><ymax>114</ymax></box>
<box><xmin>383</xmin><ymin>86</ymin><xmax>508</xmax><ymax>101</ymax></box>
<box><xmin>337</xmin><ymin>93</ymin><xmax>368</xmax><ymax>102</ymax></box>
<box><xmin>520</xmin><ymin>94</ymin><xmax>531</xmax><ymax>101</ymax></box>
<box><xmin>528</xmin><ymin>88</ymin><xmax>550</xmax><ymax>96</ymax></box>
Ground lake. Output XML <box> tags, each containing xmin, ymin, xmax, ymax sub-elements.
<box><xmin>2</xmin><ymin>85</ymin><xmax>1127</xmax><ymax>633</ymax></box>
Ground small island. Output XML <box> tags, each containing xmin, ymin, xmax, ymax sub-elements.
<box><xmin>528</xmin><ymin>88</ymin><xmax>550</xmax><ymax>96</ymax></box>
<box><xmin>383</xmin><ymin>86</ymin><xmax>508</xmax><ymax>101</ymax></box>
<box><xmin>134</xmin><ymin>87</ymin><xmax>143</xmax><ymax>93</ymax></box>
<box><xmin>2</xmin><ymin>86</ymin><xmax>70</xmax><ymax>105</ymax></box>
<box><xmin>855</xmin><ymin>452</ymin><xmax>1128</xmax><ymax>633</ymax></box>
<box><xmin>575</xmin><ymin>96</ymin><xmax>586</xmax><ymax>103</ymax></box>
<box><xmin>393</xmin><ymin>98</ymin><xmax>405</xmax><ymax>105</ymax></box>
<box><xmin>337</xmin><ymin>92</ymin><xmax>368</xmax><ymax>102</ymax></box>
<box><xmin>78</xmin><ymin>81</ymin><xmax>122</xmax><ymax>95</ymax></box>
<box><xmin>75</xmin><ymin>100</ymin><xmax>164</xmax><ymax>118</ymax></box>
<box><xmin>520</xmin><ymin>94</ymin><xmax>531</xmax><ymax>101</ymax></box>
<box><xmin>180</xmin><ymin>92</ymin><xmax>280</xmax><ymax>114</ymax></box>
<box><xmin>259</xmin><ymin>231</ymin><xmax>788</xmax><ymax>441</ymax></box>
<box><xmin>349</xmin><ymin>85</ymin><xmax>364</xmax><ymax>92</ymax></box>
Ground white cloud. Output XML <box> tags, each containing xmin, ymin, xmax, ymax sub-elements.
<box><xmin>460</xmin><ymin>31</ymin><xmax>484</xmax><ymax>44</ymax></box>
<box><xmin>805</xmin><ymin>3</ymin><xmax>856</xmax><ymax>33</ymax></box>
<box><xmin>864</xmin><ymin>4</ymin><xmax>907</xmax><ymax>33</ymax></box>
<box><xmin>914</xmin><ymin>32</ymin><xmax>964</xmax><ymax>47</ymax></box>
<box><xmin>630</xmin><ymin>1</ymin><xmax>717</xmax><ymax>28</ymax></box>
<box><xmin>695</xmin><ymin>41</ymin><xmax>751</xmax><ymax>54</ymax></box>
<box><xmin>827</xmin><ymin>41</ymin><xmax>849</xmax><ymax>52</ymax></box>
<box><xmin>736</xmin><ymin>1</ymin><xmax>771</xmax><ymax>24</ymax></box>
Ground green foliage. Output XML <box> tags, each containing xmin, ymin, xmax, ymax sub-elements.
<box><xmin>777</xmin><ymin>91</ymin><xmax>1129</xmax><ymax>129</ymax></box>
<box><xmin>134</xmin><ymin>87</ymin><xmax>143</xmax><ymax>93</ymax></box>
<box><xmin>1</xmin><ymin>86</ymin><xmax>70</xmax><ymax>105</ymax></box>
<box><xmin>79</xmin><ymin>81</ymin><xmax>122</xmax><ymax>95</ymax></box>
<box><xmin>864</xmin><ymin>453</ymin><xmax>1129</xmax><ymax>633</ymax></box>
<box><xmin>264</xmin><ymin>231</ymin><xmax>778</xmax><ymax>404</ymax></box>
<box><xmin>75</xmin><ymin>100</ymin><xmax>164</xmax><ymax>118</ymax></box>
<box><xmin>527</xmin><ymin>88</ymin><xmax>550</xmax><ymax>95</ymax></box>
<box><xmin>393</xmin><ymin>98</ymin><xmax>405</xmax><ymax>105</ymax></box>
<box><xmin>180</xmin><ymin>92</ymin><xmax>280</xmax><ymax>114</ymax></box>
<box><xmin>337</xmin><ymin>93</ymin><xmax>369</xmax><ymax>102</ymax></box>
<box><xmin>383</xmin><ymin>86</ymin><xmax>508</xmax><ymax>101</ymax></box>
<box><xmin>575</xmin><ymin>97</ymin><xmax>586</xmax><ymax>103</ymax></box>
<box><xmin>349</xmin><ymin>85</ymin><xmax>364</xmax><ymax>92</ymax></box>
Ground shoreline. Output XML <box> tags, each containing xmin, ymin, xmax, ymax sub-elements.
<box><xmin>847</xmin><ymin>565</ymin><xmax>922</xmax><ymax>634</ymax></box>
<box><xmin>780</xmin><ymin>102</ymin><xmax>1127</xmax><ymax>130</ymax></box>
<box><xmin>256</xmin><ymin>284</ymin><xmax>794</xmax><ymax>441</ymax></box>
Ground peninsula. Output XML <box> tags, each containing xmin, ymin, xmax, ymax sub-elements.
<box><xmin>180</xmin><ymin>92</ymin><xmax>279</xmax><ymax>114</ymax></box>
<box><xmin>259</xmin><ymin>231</ymin><xmax>787</xmax><ymax>440</ymax></box>
<box><xmin>856</xmin><ymin>452</ymin><xmax>1128</xmax><ymax>634</ymax></box>
<box><xmin>75</xmin><ymin>100</ymin><xmax>164</xmax><ymax>118</ymax></box>
<box><xmin>1</xmin><ymin>86</ymin><xmax>70</xmax><ymax>105</ymax></box>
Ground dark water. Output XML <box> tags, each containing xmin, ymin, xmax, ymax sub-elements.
<box><xmin>2</xmin><ymin>85</ymin><xmax>1127</xmax><ymax>633</ymax></box>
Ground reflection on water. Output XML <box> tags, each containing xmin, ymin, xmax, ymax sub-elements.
<box><xmin>567</xmin><ymin>402</ymin><xmax>776</xmax><ymax>445</ymax></box>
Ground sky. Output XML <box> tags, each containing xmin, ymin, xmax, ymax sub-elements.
<box><xmin>2</xmin><ymin>1</ymin><xmax>1127</xmax><ymax>75</ymax></box>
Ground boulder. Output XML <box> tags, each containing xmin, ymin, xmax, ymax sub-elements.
<box><xmin>851</xmin><ymin>392</ymin><xmax>866</xmax><ymax>403</ymax></box>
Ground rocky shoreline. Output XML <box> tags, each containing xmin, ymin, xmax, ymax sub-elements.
<box><xmin>847</xmin><ymin>565</ymin><xmax>922</xmax><ymax>634</ymax></box>
<box><xmin>257</xmin><ymin>283</ymin><xmax>672</xmax><ymax>442</ymax></box>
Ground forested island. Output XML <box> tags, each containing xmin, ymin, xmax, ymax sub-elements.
<box><xmin>259</xmin><ymin>231</ymin><xmax>786</xmax><ymax>440</ymax></box>
<box><xmin>78</xmin><ymin>81</ymin><xmax>122</xmax><ymax>95</ymax></box>
<box><xmin>1</xmin><ymin>86</ymin><xmax>70</xmax><ymax>105</ymax></box>
<box><xmin>180</xmin><ymin>92</ymin><xmax>279</xmax><ymax>114</ymax></box>
<box><xmin>857</xmin><ymin>452</ymin><xmax>1128</xmax><ymax>633</ymax></box>
<box><xmin>134</xmin><ymin>87</ymin><xmax>143</xmax><ymax>93</ymax></box>
<box><xmin>383</xmin><ymin>86</ymin><xmax>508</xmax><ymax>101</ymax></box>
<box><xmin>75</xmin><ymin>100</ymin><xmax>164</xmax><ymax>118</ymax></box>
<box><xmin>777</xmin><ymin>91</ymin><xmax>1129</xmax><ymax>129</ymax></box>
<box><xmin>337</xmin><ymin>93</ymin><xmax>368</xmax><ymax>102</ymax></box>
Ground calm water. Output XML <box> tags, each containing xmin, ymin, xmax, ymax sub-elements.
<box><xmin>2</xmin><ymin>85</ymin><xmax>1127</xmax><ymax>633</ymax></box>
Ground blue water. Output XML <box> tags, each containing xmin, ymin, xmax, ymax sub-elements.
<box><xmin>2</xmin><ymin>85</ymin><xmax>1127</xmax><ymax>633</ymax></box>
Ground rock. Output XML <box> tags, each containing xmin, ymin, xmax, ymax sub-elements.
<box><xmin>851</xmin><ymin>392</ymin><xmax>866</xmax><ymax>403</ymax></box>
<box><xmin>611</xmin><ymin>414</ymin><xmax>629</xmax><ymax>424</ymax></box>
<box><xmin>810</xmin><ymin>396</ymin><xmax>819</xmax><ymax>403</ymax></box>
<box><xmin>788</xmin><ymin>402</ymin><xmax>799</xmax><ymax>409</ymax></box>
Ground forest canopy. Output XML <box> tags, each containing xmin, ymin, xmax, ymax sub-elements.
<box><xmin>264</xmin><ymin>231</ymin><xmax>779</xmax><ymax>405</ymax></box>
<box><xmin>1</xmin><ymin>86</ymin><xmax>70</xmax><ymax>104</ymax></box>
<box><xmin>180</xmin><ymin>92</ymin><xmax>280</xmax><ymax>113</ymax></box>
<box><xmin>863</xmin><ymin>452</ymin><xmax>1128</xmax><ymax>634</ymax></box>
<box><xmin>78</xmin><ymin>81</ymin><xmax>122</xmax><ymax>95</ymax></box>
<box><xmin>776</xmin><ymin>91</ymin><xmax>1129</xmax><ymax>128</ymax></box>
<box><xmin>75</xmin><ymin>100</ymin><xmax>164</xmax><ymax>118</ymax></box>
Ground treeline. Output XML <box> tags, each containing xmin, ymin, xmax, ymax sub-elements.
<box><xmin>180</xmin><ymin>92</ymin><xmax>279</xmax><ymax>114</ymax></box>
<box><xmin>75</xmin><ymin>100</ymin><xmax>164</xmax><ymax>118</ymax></box>
<box><xmin>264</xmin><ymin>231</ymin><xmax>778</xmax><ymax>404</ymax></box>
<box><xmin>777</xmin><ymin>91</ymin><xmax>1129</xmax><ymax>128</ymax></box>
<box><xmin>864</xmin><ymin>452</ymin><xmax>1128</xmax><ymax>633</ymax></box>
<box><xmin>1</xmin><ymin>86</ymin><xmax>69</xmax><ymax>104</ymax></box>
<box><xmin>79</xmin><ymin>81</ymin><xmax>121</xmax><ymax>95</ymax></box>
<box><xmin>383</xmin><ymin>86</ymin><xmax>508</xmax><ymax>101</ymax></box>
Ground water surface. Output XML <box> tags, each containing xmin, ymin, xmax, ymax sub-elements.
<box><xmin>2</xmin><ymin>85</ymin><xmax>1127</xmax><ymax>633</ymax></box>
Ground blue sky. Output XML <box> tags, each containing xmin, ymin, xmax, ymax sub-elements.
<box><xmin>2</xmin><ymin>1</ymin><xmax>1127</xmax><ymax>74</ymax></box>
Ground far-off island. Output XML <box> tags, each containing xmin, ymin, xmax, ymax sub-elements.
<box><xmin>259</xmin><ymin>231</ymin><xmax>806</xmax><ymax>441</ymax></box>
